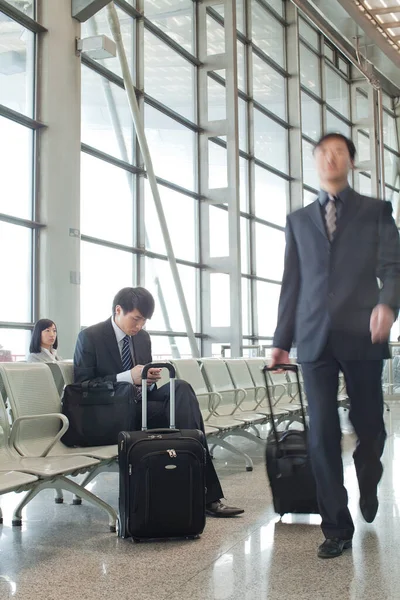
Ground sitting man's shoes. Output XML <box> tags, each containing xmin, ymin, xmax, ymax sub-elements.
<box><xmin>205</xmin><ymin>500</ymin><xmax>244</xmax><ymax>518</ymax></box>
<box><xmin>360</xmin><ymin>492</ymin><xmax>379</xmax><ymax>523</ymax></box>
<box><xmin>317</xmin><ymin>538</ymin><xmax>352</xmax><ymax>559</ymax></box>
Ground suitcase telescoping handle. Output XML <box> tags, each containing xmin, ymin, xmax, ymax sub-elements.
<box><xmin>141</xmin><ymin>362</ymin><xmax>176</xmax><ymax>431</ymax></box>
<box><xmin>262</xmin><ymin>364</ymin><xmax>308</xmax><ymax>447</ymax></box>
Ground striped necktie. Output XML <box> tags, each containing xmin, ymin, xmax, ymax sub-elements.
<box><xmin>325</xmin><ymin>194</ymin><xmax>337</xmax><ymax>242</ymax></box>
<box><xmin>121</xmin><ymin>335</ymin><xmax>133</xmax><ymax>372</ymax></box>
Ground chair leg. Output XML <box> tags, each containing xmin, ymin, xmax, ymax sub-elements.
<box><xmin>229</xmin><ymin>428</ymin><xmax>266</xmax><ymax>448</ymax></box>
<box><xmin>56</xmin><ymin>476</ymin><xmax>117</xmax><ymax>532</ymax></box>
<box><xmin>12</xmin><ymin>483</ymin><xmax>47</xmax><ymax>525</ymax></box>
<box><xmin>275</xmin><ymin>414</ymin><xmax>290</xmax><ymax>428</ymax></box>
<box><xmin>248</xmin><ymin>424</ymin><xmax>261</xmax><ymax>438</ymax></box>
<box><xmin>12</xmin><ymin>478</ymin><xmax>117</xmax><ymax>531</ymax></box>
<box><xmin>208</xmin><ymin>435</ymin><xmax>254</xmax><ymax>471</ymax></box>
<box><xmin>208</xmin><ymin>443</ymin><xmax>216</xmax><ymax>458</ymax></box>
<box><xmin>54</xmin><ymin>488</ymin><xmax>64</xmax><ymax>504</ymax></box>
<box><xmin>72</xmin><ymin>461</ymin><xmax>118</xmax><ymax>505</ymax></box>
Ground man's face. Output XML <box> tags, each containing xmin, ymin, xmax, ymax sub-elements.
<box><xmin>314</xmin><ymin>138</ymin><xmax>353</xmax><ymax>184</ymax></box>
<box><xmin>115</xmin><ymin>307</ymin><xmax>147</xmax><ymax>336</ymax></box>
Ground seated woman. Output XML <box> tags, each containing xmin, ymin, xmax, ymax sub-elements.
<box><xmin>27</xmin><ymin>319</ymin><xmax>61</xmax><ymax>363</ymax></box>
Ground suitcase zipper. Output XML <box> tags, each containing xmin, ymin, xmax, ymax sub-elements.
<box><xmin>132</xmin><ymin>449</ymin><xmax>203</xmax><ymax>467</ymax></box>
<box><xmin>127</xmin><ymin>436</ymin><xmax>205</xmax><ymax>452</ymax></box>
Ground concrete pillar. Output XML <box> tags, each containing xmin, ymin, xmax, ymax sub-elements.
<box><xmin>36</xmin><ymin>0</ymin><xmax>81</xmax><ymax>358</ymax></box>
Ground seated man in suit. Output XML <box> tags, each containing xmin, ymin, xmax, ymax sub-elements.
<box><xmin>74</xmin><ymin>286</ymin><xmax>244</xmax><ymax>518</ymax></box>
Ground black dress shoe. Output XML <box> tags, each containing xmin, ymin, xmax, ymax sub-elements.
<box><xmin>205</xmin><ymin>500</ymin><xmax>244</xmax><ymax>518</ymax></box>
<box><xmin>317</xmin><ymin>538</ymin><xmax>352</xmax><ymax>559</ymax></box>
<box><xmin>360</xmin><ymin>493</ymin><xmax>378</xmax><ymax>523</ymax></box>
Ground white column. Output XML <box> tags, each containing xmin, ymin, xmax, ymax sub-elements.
<box><xmin>36</xmin><ymin>0</ymin><xmax>81</xmax><ymax>358</ymax></box>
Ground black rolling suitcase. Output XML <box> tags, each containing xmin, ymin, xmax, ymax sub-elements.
<box><xmin>263</xmin><ymin>363</ymin><xmax>319</xmax><ymax>517</ymax></box>
<box><xmin>118</xmin><ymin>362</ymin><xmax>206</xmax><ymax>540</ymax></box>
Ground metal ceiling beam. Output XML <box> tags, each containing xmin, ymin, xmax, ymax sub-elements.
<box><xmin>382</xmin><ymin>21</ymin><xmax>400</xmax><ymax>30</ymax></box>
<box><xmin>369</xmin><ymin>6</ymin><xmax>400</xmax><ymax>16</ymax></box>
<box><xmin>335</xmin><ymin>0</ymin><xmax>400</xmax><ymax>66</ymax></box>
<box><xmin>292</xmin><ymin>0</ymin><xmax>400</xmax><ymax>94</ymax></box>
<box><xmin>71</xmin><ymin>0</ymin><xmax>110</xmax><ymax>22</ymax></box>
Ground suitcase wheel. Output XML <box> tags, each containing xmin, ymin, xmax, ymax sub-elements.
<box><xmin>185</xmin><ymin>535</ymin><xmax>200</xmax><ymax>540</ymax></box>
<box><xmin>246</xmin><ymin>466</ymin><xmax>253</xmax><ymax>472</ymax></box>
<box><xmin>109</xmin><ymin>524</ymin><xmax>116</xmax><ymax>533</ymax></box>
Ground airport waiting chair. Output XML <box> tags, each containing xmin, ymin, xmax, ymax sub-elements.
<box><xmin>266</xmin><ymin>369</ymin><xmax>302</xmax><ymax>421</ymax></box>
<box><xmin>224</xmin><ymin>358</ymin><xmax>270</xmax><ymax>417</ymax></box>
<box><xmin>200</xmin><ymin>358</ymin><xmax>268</xmax><ymax>453</ymax></box>
<box><xmin>0</xmin><ymin>388</ymin><xmax>116</xmax><ymax>530</ymax></box>
<box><xmin>0</xmin><ymin>363</ymin><xmax>119</xmax><ymax>511</ymax></box>
<box><xmin>245</xmin><ymin>358</ymin><xmax>291</xmax><ymax>425</ymax></box>
<box><xmin>47</xmin><ymin>361</ymin><xmax>74</xmax><ymax>396</ymax></box>
<box><xmin>171</xmin><ymin>359</ymin><xmax>255</xmax><ymax>471</ymax></box>
<box><xmin>200</xmin><ymin>359</ymin><xmax>266</xmax><ymax>425</ymax></box>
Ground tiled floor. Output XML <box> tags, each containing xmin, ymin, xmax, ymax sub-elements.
<box><xmin>0</xmin><ymin>405</ymin><xmax>399</xmax><ymax>600</ymax></box>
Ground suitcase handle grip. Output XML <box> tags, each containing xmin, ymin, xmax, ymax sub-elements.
<box><xmin>141</xmin><ymin>362</ymin><xmax>176</xmax><ymax>380</ymax></box>
<box><xmin>143</xmin><ymin>428</ymin><xmax>180</xmax><ymax>435</ymax></box>
<box><xmin>263</xmin><ymin>364</ymin><xmax>298</xmax><ymax>373</ymax></box>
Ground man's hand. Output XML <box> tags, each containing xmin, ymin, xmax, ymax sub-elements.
<box><xmin>146</xmin><ymin>368</ymin><xmax>162</xmax><ymax>384</ymax></box>
<box><xmin>130</xmin><ymin>364</ymin><xmax>144</xmax><ymax>386</ymax></box>
<box><xmin>370</xmin><ymin>304</ymin><xmax>395</xmax><ymax>344</ymax></box>
<box><xmin>270</xmin><ymin>348</ymin><xmax>290</xmax><ymax>369</ymax></box>
<box><xmin>130</xmin><ymin>365</ymin><xmax>162</xmax><ymax>386</ymax></box>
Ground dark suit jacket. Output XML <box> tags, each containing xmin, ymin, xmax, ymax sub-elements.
<box><xmin>273</xmin><ymin>188</ymin><xmax>400</xmax><ymax>362</ymax></box>
<box><xmin>74</xmin><ymin>318</ymin><xmax>152</xmax><ymax>383</ymax></box>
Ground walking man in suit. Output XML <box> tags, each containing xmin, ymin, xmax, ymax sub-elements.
<box><xmin>74</xmin><ymin>286</ymin><xmax>244</xmax><ymax>518</ymax></box>
<box><xmin>271</xmin><ymin>133</ymin><xmax>400</xmax><ymax>558</ymax></box>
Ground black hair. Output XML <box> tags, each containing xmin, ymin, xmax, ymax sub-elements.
<box><xmin>313</xmin><ymin>133</ymin><xmax>356</xmax><ymax>161</ymax></box>
<box><xmin>29</xmin><ymin>319</ymin><xmax>58</xmax><ymax>353</ymax></box>
<box><xmin>112</xmin><ymin>287</ymin><xmax>155</xmax><ymax>320</ymax></box>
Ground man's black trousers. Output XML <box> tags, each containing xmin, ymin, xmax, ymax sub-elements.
<box><xmin>301</xmin><ymin>347</ymin><xmax>386</xmax><ymax>539</ymax></box>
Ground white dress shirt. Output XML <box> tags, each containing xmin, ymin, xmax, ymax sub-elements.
<box><xmin>111</xmin><ymin>318</ymin><xmax>155</xmax><ymax>390</ymax></box>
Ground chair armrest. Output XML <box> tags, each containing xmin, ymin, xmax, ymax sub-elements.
<box><xmin>233</xmin><ymin>388</ymin><xmax>247</xmax><ymax>407</ymax></box>
<box><xmin>10</xmin><ymin>413</ymin><xmax>69</xmax><ymax>458</ymax></box>
<box><xmin>196</xmin><ymin>391</ymin><xmax>222</xmax><ymax>413</ymax></box>
<box><xmin>269</xmin><ymin>383</ymin><xmax>286</xmax><ymax>403</ymax></box>
<box><xmin>254</xmin><ymin>386</ymin><xmax>267</xmax><ymax>404</ymax></box>
<box><xmin>213</xmin><ymin>387</ymin><xmax>247</xmax><ymax>408</ymax></box>
<box><xmin>209</xmin><ymin>391</ymin><xmax>222</xmax><ymax>413</ymax></box>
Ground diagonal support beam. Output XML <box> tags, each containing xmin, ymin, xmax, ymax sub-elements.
<box><xmin>369</xmin><ymin>6</ymin><xmax>400</xmax><ymax>17</ymax></box>
<box><xmin>381</xmin><ymin>21</ymin><xmax>400</xmax><ymax>30</ymax></box>
<box><xmin>72</xmin><ymin>0</ymin><xmax>110</xmax><ymax>22</ymax></box>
